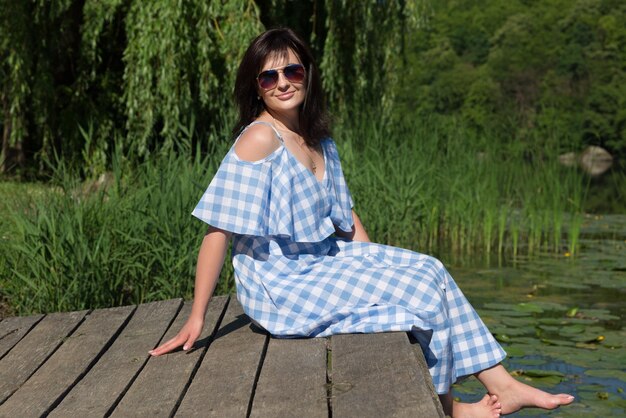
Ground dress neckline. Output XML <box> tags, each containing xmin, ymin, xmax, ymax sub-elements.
<box><xmin>283</xmin><ymin>139</ymin><xmax>328</xmax><ymax>185</ymax></box>
<box><xmin>246</xmin><ymin>120</ymin><xmax>327</xmax><ymax>185</ymax></box>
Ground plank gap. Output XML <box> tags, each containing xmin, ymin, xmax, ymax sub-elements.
<box><xmin>245</xmin><ymin>332</ymin><xmax>270</xmax><ymax>418</ymax></box>
<box><xmin>169</xmin><ymin>295</ymin><xmax>232</xmax><ymax>418</ymax></box>
<box><xmin>102</xmin><ymin>300</ymin><xmax>184</xmax><ymax>417</ymax></box>
<box><xmin>42</xmin><ymin>305</ymin><xmax>138</xmax><ymax>417</ymax></box>
<box><xmin>0</xmin><ymin>315</ymin><xmax>45</xmax><ymax>361</ymax></box>
<box><xmin>326</xmin><ymin>337</ymin><xmax>333</xmax><ymax>418</ymax></box>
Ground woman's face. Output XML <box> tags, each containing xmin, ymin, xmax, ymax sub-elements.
<box><xmin>257</xmin><ymin>48</ymin><xmax>306</xmax><ymax>114</ymax></box>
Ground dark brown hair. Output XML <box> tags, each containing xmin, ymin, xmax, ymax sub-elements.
<box><xmin>233</xmin><ymin>28</ymin><xmax>331</xmax><ymax>146</ymax></box>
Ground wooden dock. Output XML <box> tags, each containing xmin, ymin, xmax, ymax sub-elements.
<box><xmin>0</xmin><ymin>296</ymin><xmax>444</xmax><ymax>417</ymax></box>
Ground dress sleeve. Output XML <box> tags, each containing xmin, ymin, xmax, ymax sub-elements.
<box><xmin>191</xmin><ymin>150</ymin><xmax>275</xmax><ymax>236</ymax></box>
<box><xmin>325</xmin><ymin>139</ymin><xmax>355</xmax><ymax>233</ymax></box>
<box><xmin>192</xmin><ymin>145</ymin><xmax>340</xmax><ymax>242</ymax></box>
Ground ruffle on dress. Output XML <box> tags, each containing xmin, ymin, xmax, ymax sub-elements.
<box><xmin>192</xmin><ymin>138</ymin><xmax>354</xmax><ymax>243</ymax></box>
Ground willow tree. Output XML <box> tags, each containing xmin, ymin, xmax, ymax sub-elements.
<box><xmin>122</xmin><ymin>0</ymin><xmax>262</xmax><ymax>155</ymax></box>
<box><xmin>321</xmin><ymin>0</ymin><xmax>409</xmax><ymax>117</ymax></box>
<box><xmin>1</xmin><ymin>0</ymin><xmax>73</xmax><ymax>172</ymax></box>
<box><xmin>1</xmin><ymin>0</ymin><xmax>421</xmax><ymax>174</ymax></box>
<box><xmin>0</xmin><ymin>0</ymin><xmax>262</xmax><ymax>173</ymax></box>
<box><xmin>0</xmin><ymin>1</ymin><xmax>31</xmax><ymax>172</ymax></box>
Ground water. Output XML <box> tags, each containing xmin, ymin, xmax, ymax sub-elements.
<box><xmin>448</xmin><ymin>214</ymin><xmax>626</xmax><ymax>416</ymax></box>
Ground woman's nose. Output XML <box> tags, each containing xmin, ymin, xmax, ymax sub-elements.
<box><xmin>276</xmin><ymin>72</ymin><xmax>290</xmax><ymax>89</ymax></box>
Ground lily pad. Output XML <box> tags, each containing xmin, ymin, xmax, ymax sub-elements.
<box><xmin>531</xmin><ymin>301</ymin><xmax>568</xmax><ymax>311</ymax></box>
<box><xmin>514</xmin><ymin>358</ymin><xmax>546</xmax><ymax>366</ymax></box>
<box><xmin>579</xmin><ymin>384</ymin><xmax>608</xmax><ymax>391</ymax></box>
<box><xmin>501</xmin><ymin>317</ymin><xmax>537</xmax><ymax>327</ymax></box>
<box><xmin>570</xmin><ymin>333</ymin><xmax>606</xmax><ymax>343</ymax></box>
<box><xmin>538</xmin><ymin>325</ymin><xmax>560</xmax><ymax>332</ymax></box>
<box><xmin>515</xmin><ymin>302</ymin><xmax>544</xmax><ymax>313</ymax></box>
<box><xmin>585</xmin><ymin>369</ymin><xmax>626</xmax><ymax>382</ymax></box>
<box><xmin>490</xmin><ymin>326</ymin><xmax>529</xmax><ymax>336</ymax></box>
<box><xmin>598</xmin><ymin>332</ymin><xmax>624</xmax><ymax>348</ymax></box>
<box><xmin>541</xmin><ymin>338</ymin><xmax>576</xmax><ymax>347</ymax></box>
<box><xmin>537</xmin><ymin>317</ymin><xmax>571</xmax><ymax>325</ymax></box>
<box><xmin>503</xmin><ymin>345</ymin><xmax>527</xmax><ymax>357</ymax></box>
<box><xmin>511</xmin><ymin>369</ymin><xmax>565</xmax><ymax>386</ymax></box>
<box><xmin>517</xmin><ymin>369</ymin><xmax>565</xmax><ymax>378</ymax></box>
<box><xmin>577</xmin><ymin>309</ymin><xmax>621</xmax><ymax>321</ymax></box>
<box><xmin>575</xmin><ymin>342</ymin><xmax>599</xmax><ymax>350</ymax></box>
<box><xmin>558</xmin><ymin>324</ymin><xmax>586</xmax><ymax>335</ymax></box>
<box><xmin>509</xmin><ymin>337</ymin><xmax>542</xmax><ymax>345</ymax></box>
<box><xmin>549</xmin><ymin>281</ymin><xmax>591</xmax><ymax>290</ymax></box>
<box><xmin>565</xmin><ymin>318</ymin><xmax>601</xmax><ymax>325</ymax></box>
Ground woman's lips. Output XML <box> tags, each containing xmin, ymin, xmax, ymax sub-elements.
<box><xmin>276</xmin><ymin>91</ymin><xmax>295</xmax><ymax>100</ymax></box>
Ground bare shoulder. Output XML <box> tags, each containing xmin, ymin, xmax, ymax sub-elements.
<box><xmin>234</xmin><ymin>123</ymin><xmax>282</xmax><ymax>162</ymax></box>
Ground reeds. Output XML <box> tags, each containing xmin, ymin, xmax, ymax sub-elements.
<box><xmin>2</xmin><ymin>143</ymin><xmax>235</xmax><ymax>315</ymax></box>
<box><xmin>1</xmin><ymin>115</ymin><xmax>587</xmax><ymax>315</ymax></box>
<box><xmin>336</xmin><ymin>115</ymin><xmax>585</xmax><ymax>260</ymax></box>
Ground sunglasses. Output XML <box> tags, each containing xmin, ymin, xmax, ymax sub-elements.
<box><xmin>257</xmin><ymin>64</ymin><xmax>306</xmax><ymax>90</ymax></box>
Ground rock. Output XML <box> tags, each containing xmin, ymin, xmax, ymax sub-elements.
<box><xmin>580</xmin><ymin>146</ymin><xmax>613</xmax><ymax>176</ymax></box>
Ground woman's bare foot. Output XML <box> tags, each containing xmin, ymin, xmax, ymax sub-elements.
<box><xmin>452</xmin><ymin>394</ymin><xmax>502</xmax><ymax>418</ymax></box>
<box><xmin>476</xmin><ymin>364</ymin><xmax>574</xmax><ymax>415</ymax></box>
<box><xmin>493</xmin><ymin>379</ymin><xmax>574</xmax><ymax>415</ymax></box>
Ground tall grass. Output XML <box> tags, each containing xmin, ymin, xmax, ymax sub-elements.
<box><xmin>336</xmin><ymin>115</ymin><xmax>586</xmax><ymax>259</ymax></box>
<box><xmin>2</xmin><ymin>142</ymin><xmax>234</xmax><ymax>315</ymax></box>
<box><xmin>1</xmin><ymin>115</ymin><xmax>587</xmax><ymax>315</ymax></box>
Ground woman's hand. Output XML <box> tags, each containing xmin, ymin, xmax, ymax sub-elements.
<box><xmin>148</xmin><ymin>227</ymin><xmax>230</xmax><ymax>357</ymax></box>
<box><xmin>148</xmin><ymin>315</ymin><xmax>205</xmax><ymax>356</ymax></box>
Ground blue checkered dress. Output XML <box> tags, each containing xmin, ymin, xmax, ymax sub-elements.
<box><xmin>192</xmin><ymin>122</ymin><xmax>506</xmax><ymax>394</ymax></box>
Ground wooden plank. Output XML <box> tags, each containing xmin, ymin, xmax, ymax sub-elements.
<box><xmin>0</xmin><ymin>310</ymin><xmax>87</xmax><ymax>404</ymax></box>
<box><xmin>250</xmin><ymin>337</ymin><xmax>328</xmax><ymax>418</ymax></box>
<box><xmin>175</xmin><ymin>298</ymin><xmax>267</xmax><ymax>417</ymax></box>
<box><xmin>0</xmin><ymin>314</ymin><xmax>44</xmax><ymax>359</ymax></box>
<box><xmin>48</xmin><ymin>299</ymin><xmax>182</xmax><ymax>417</ymax></box>
<box><xmin>0</xmin><ymin>305</ymin><xmax>134</xmax><ymax>418</ymax></box>
<box><xmin>331</xmin><ymin>332</ymin><xmax>443</xmax><ymax>418</ymax></box>
<box><xmin>110</xmin><ymin>296</ymin><xmax>228</xmax><ymax>417</ymax></box>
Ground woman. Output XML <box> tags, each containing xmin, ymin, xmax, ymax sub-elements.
<box><xmin>149</xmin><ymin>28</ymin><xmax>574</xmax><ymax>417</ymax></box>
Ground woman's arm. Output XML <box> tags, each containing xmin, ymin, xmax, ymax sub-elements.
<box><xmin>335</xmin><ymin>209</ymin><xmax>371</xmax><ymax>243</ymax></box>
<box><xmin>149</xmin><ymin>226</ymin><xmax>231</xmax><ymax>356</ymax></box>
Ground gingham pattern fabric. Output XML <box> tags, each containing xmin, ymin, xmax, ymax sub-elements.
<box><xmin>192</xmin><ymin>122</ymin><xmax>506</xmax><ymax>394</ymax></box>
<box><xmin>192</xmin><ymin>122</ymin><xmax>353</xmax><ymax>242</ymax></box>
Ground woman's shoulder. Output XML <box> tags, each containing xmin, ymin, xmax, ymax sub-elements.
<box><xmin>233</xmin><ymin>121</ymin><xmax>283</xmax><ymax>162</ymax></box>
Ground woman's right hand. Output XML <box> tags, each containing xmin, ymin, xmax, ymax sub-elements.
<box><xmin>148</xmin><ymin>227</ymin><xmax>230</xmax><ymax>357</ymax></box>
<box><xmin>148</xmin><ymin>315</ymin><xmax>205</xmax><ymax>356</ymax></box>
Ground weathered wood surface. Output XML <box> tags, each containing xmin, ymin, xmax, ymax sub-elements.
<box><xmin>0</xmin><ymin>296</ymin><xmax>444</xmax><ymax>418</ymax></box>
<box><xmin>176</xmin><ymin>298</ymin><xmax>268</xmax><ymax>417</ymax></box>
<box><xmin>49</xmin><ymin>299</ymin><xmax>182</xmax><ymax>417</ymax></box>
<box><xmin>0</xmin><ymin>310</ymin><xmax>87</xmax><ymax>404</ymax></box>
<box><xmin>0</xmin><ymin>314</ymin><xmax>43</xmax><ymax>358</ymax></box>
<box><xmin>252</xmin><ymin>337</ymin><xmax>328</xmax><ymax>417</ymax></box>
<box><xmin>332</xmin><ymin>333</ymin><xmax>442</xmax><ymax>417</ymax></box>
<box><xmin>0</xmin><ymin>305</ymin><xmax>134</xmax><ymax>418</ymax></box>
<box><xmin>110</xmin><ymin>297</ymin><xmax>226</xmax><ymax>417</ymax></box>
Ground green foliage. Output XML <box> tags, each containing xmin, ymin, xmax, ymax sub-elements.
<box><xmin>1</xmin><ymin>114</ymin><xmax>587</xmax><ymax>315</ymax></box>
<box><xmin>320</xmin><ymin>0</ymin><xmax>411</xmax><ymax>116</ymax></box>
<box><xmin>398</xmin><ymin>0</ymin><xmax>626</xmax><ymax>158</ymax></box>
<box><xmin>337</xmin><ymin>116</ymin><xmax>585</xmax><ymax>258</ymax></box>
<box><xmin>1</xmin><ymin>142</ymin><xmax>234</xmax><ymax>315</ymax></box>
<box><xmin>0</xmin><ymin>0</ymin><xmax>420</xmax><ymax>174</ymax></box>
<box><xmin>123</xmin><ymin>0</ymin><xmax>262</xmax><ymax>155</ymax></box>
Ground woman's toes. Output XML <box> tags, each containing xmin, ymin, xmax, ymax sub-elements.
<box><xmin>555</xmin><ymin>394</ymin><xmax>575</xmax><ymax>406</ymax></box>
